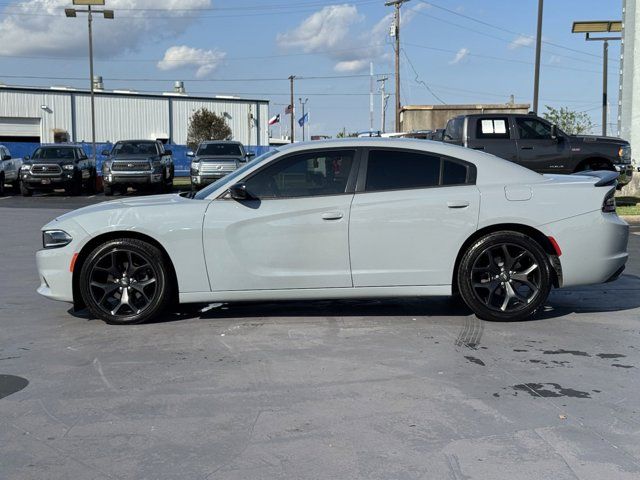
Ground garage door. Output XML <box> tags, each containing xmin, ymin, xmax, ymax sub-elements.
<box><xmin>0</xmin><ymin>117</ymin><xmax>41</xmax><ymax>142</ymax></box>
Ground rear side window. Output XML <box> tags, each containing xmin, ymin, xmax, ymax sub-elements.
<box><xmin>366</xmin><ymin>150</ymin><xmax>440</xmax><ymax>191</ymax></box>
<box><xmin>442</xmin><ymin>160</ymin><xmax>468</xmax><ymax>185</ymax></box>
<box><xmin>476</xmin><ymin>118</ymin><xmax>510</xmax><ymax>139</ymax></box>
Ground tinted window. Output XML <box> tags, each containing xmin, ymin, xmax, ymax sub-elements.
<box><xmin>198</xmin><ymin>143</ymin><xmax>243</xmax><ymax>156</ymax></box>
<box><xmin>442</xmin><ymin>160</ymin><xmax>468</xmax><ymax>185</ymax></box>
<box><xmin>366</xmin><ymin>150</ymin><xmax>440</xmax><ymax>192</ymax></box>
<box><xmin>113</xmin><ymin>142</ymin><xmax>158</xmax><ymax>156</ymax></box>
<box><xmin>244</xmin><ymin>150</ymin><xmax>354</xmax><ymax>198</ymax></box>
<box><xmin>476</xmin><ymin>117</ymin><xmax>510</xmax><ymax>139</ymax></box>
<box><xmin>32</xmin><ymin>148</ymin><xmax>76</xmax><ymax>160</ymax></box>
<box><xmin>516</xmin><ymin>118</ymin><xmax>553</xmax><ymax>140</ymax></box>
<box><xmin>444</xmin><ymin>117</ymin><xmax>463</xmax><ymax>142</ymax></box>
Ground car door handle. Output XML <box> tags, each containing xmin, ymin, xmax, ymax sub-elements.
<box><xmin>322</xmin><ymin>212</ymin><xmax>344</xmax><ymax>221</ymax></box>
<box><xmin>447</xmin><ymin>201</ymin><xmax>470</xmax><ymax>209</ymax></box>
<box><xmin>521</xmin><ymin>146</ymin><xmax>534</xmax><ymax>150</ymax></box>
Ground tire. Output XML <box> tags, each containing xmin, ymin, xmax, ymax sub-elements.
<box><xmin>85</xmin><ymin>172</ymin><xmax>97</xmax><ymax>194</ymax></box>
<box><xmin>65</xmin><ymin>176</ymin><xmax>82</xmax><ymax>196</ymax></box>
<box><xmin>12</xmin><ymin>180</ymin><xmax>20</xmax><ymax>191</ymax></box>
<box><xmin>457</xmin><ymin>231</ymin><xmax>552</xmax><ymax>322</ymax></box>
<box><xmin>104</xmin><ymin>184</ymin><xmax>113</xmax><ymax>196</ymax></box>
<box><xmin>79</xmin><ymin>238</ymin><xmax>172</xmax><ymax>325</ymax></box>
<box><xmin>20</xmin><ymin>180</ymin><xmax>32</xmax><ymax>197</ymax></box>
<box><xmin>0</xmin><ymin>174</ymin><xmax>5</xmax><ymax>197</ymax></box>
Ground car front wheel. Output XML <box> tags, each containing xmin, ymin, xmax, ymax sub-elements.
<box><xmin>79</xmin><ymin>238</ymin><xmax>172</xmax><ymax>324</ymax></box>
<box><xmin>457</xmin><ymin>231</ymin><xmax>552</xmax><ymax>322</ymax></box>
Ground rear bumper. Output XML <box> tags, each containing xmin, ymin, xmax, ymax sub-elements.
<box><xmin>544</xmin><ymin>211</ymin><xmax>629</xmax><ymax>288</ymax></box>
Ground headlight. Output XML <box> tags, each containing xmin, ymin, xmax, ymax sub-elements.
<box><xmin>191</xmin><ymin>161</ymin><xmax>201</xmax><ymax>172</ymax></box>
<box><xmin>102</xmin><ymin>160</ymin><xmax>113</xmax><ymax>171</ymax></box>
<box><xmin>618</xmin><ymin>146</ymin><xmax>632</xmax><ymax>163</ymax></box>
<box><xmin>21</xmin><ymin>164</ymin><xmax>32</xmax><ymax>172</ymax></box>
<box><xmin>42</xmin><ymin>230</ymin><xmax>73</xmax><ymax>249</ymax></box>
<box><xmin>63</xmin><ymin>164</ymin><xmax>75</xmax><ymax>171</ymax></box>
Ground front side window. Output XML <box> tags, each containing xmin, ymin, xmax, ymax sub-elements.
<box><xmin>244</xmin><ymin>150</ymin><xmax>355</xmax><ymax>198</ymax></box>
<box><xmin>366</xmin><ymin>150</ymin><xmax>440</xmax><ymax>191</ymax></box>
<box><xmin>476</xmin><ymin>118</ymin><xmax>510</xmax><ymax>139</ymax></box>
<box><xmin>516</xmin><ymin>118</ymin><xmax>553</xmax><ymax>140</ymax></box>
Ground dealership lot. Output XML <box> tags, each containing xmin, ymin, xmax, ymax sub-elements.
<box><xmin>1</xmin><ymin>196</ymin><xmax>639</xmax><ymax>479</ymax></box>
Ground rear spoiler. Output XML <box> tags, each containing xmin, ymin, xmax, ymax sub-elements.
<box><xmin>572</xmin><ymin>170</ymin><xmax>619</xmax><ymax>187</ymax></box>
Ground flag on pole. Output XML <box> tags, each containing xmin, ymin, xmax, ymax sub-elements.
<box><xmin>268</xmin><ymin>114</ymin><xmax>280</xmax><ymax>126</ymax></box>
<box><xmin>298</xmin><ymin>113</ymin><xmax>308</xmax><ymax>127</ymax></box>
<box><xmin>285</xmin><ymin>104</ymin><xmax>293</xmax><ymax>115</ymax></box>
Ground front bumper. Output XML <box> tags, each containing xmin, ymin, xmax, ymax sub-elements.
<box><xmin>544</xmin><ymin>210</ymin><xmax>629</xmax><ymax>288</ymax></box>
<box><xmin>22</xmin><ymin>172</ymin><xmax>75</xmax><ymax>189</ymax></box>
<box><xmin>191</xmin><ymin>173</ymin><xmax>231</xmax><ymax>186</ymax></box>
<box><xmin>104</xmin><ymin>172</ymin><xmax>163</xmax><ymax>185</ymax></box>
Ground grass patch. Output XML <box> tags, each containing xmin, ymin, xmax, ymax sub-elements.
<box><xmin>173</xmin><ymin>177</ymin><xmax>191</xmax><ymax>187</ymax></box>
<box><xmin>616</xmin><ymin>196</ymin><xmax>640</xmax><ymax>215</ymax></box>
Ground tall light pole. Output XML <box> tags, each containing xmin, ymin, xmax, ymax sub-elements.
<box><xmin>572</xmin><ymin>21</ymin><xmax>622</xmax><ymax>136</ymax></box>
<box><xmin>385</xmin><ymin>0</ymin><xmax>410</xmax><ymax>133</ymax></box>
<box><xmin>299</xmin><ymin>97</ymin><xmax>308</xmax><ymax>142</ymax></box>
<box><xmin>65</xmin><ymin>1</ymin><xmax>114</xmax><ymax>163</ymax></box>
<box><xmin>532</xmin><ymin>0</ymin><xmax>544</xmax><ymax>113</ymax></box>
<box><xmin>377</xmin><ymin>76</ymin><xmax>389</xmax><ymax>133</ymax></box>
<box><xmin>288</xmin><ymin>75</ymin><xmax>296</xmax><ymax>142</ymax></box>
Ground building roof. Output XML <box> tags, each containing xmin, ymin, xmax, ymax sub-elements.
<box><xmin>0</xmin><ymin>84</ymin><xmax>268</xmax><ymax>104</ymax></box>
<box><xmin>401</xmin><ymin>103</ymin><xmax>530</xmax><ymax>111</ymax></box>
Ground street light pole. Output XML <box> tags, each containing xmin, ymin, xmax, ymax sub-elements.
<box><xmin>289</xmin><ymin>75</ymin><xmax>295</xmax><ymax>143</ymax></box>
<box><xmin>65</xmin><ymin>2</ymin><xmax>114</xmax><ymax>163</ymax></box>
<box><xmin>532</xmin><ymin>0</ymin><xmax>544</xmax><ymax>113</ymax></box>
<box><xmin>299</xmin><ymin>98</ymin><xmax>308</xmax><ymax>142</ymax></box>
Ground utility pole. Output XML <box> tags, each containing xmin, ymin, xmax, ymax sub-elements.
<box><xmin>288</xmin><ymin>75</ymin><xmax>296</xmax><ymax>142</ymax></box>
<box><xmin>602</xmin><ymin>39</ymin><xmax>608</xmax><ymax>136</ymax></box>
<box><xmin>377</xmin><ymin>76</ymin><xmax>389</xmax><ymax>133</ymax></box>
<box><xmin>532</xmin><ymin>0</ymin><xmax>544</xmax><ymax>113</ymax></box>
<box><xmin>386</xmin><ymin>0</ymin><xmax>410</xmax><ymax>133</ymax></box>
<box><xmin>369</xmin><ymin>62</ymin><xmax>374</xmax><ymax>132</ymax></box>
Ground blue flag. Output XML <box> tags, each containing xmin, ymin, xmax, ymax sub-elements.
<box><xmin>298</xmin><ymin>113</ymin><xmax>308</xmax><ymax>127</ymax></box>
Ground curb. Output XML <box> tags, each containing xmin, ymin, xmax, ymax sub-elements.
<box><xmin>621</xmin><ymin>215</ymin><xmax>640</xmax><ymax>225</ymax></box>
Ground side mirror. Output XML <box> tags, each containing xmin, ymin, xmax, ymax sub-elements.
<box><xmin>550</xmin><ymin>124</ymin><xmax>559</xmax><ymax>140</ymax></box>
<box><xmin>164</xmin><ymin>149</ymin><xmax>172</xmax><ymax>156</ymax></box>
<box><xmin>186</xmin><ymin>151</ymin><xmax>195</xmax><ymax>158</ymax></box>
<box><xmin>24</xmin><ymin>155</ymin><xmax>30</xmax><ymax>161</ymax></box>
<box><xmin>228</xmin><ymin>182</ymin><xmax>253</xmax><ymax>201</ymax></box>
<box><xmin>101</xmin><ymin>150</ymin><xmax>110</xmax><ymax>157</ymax></box>
<box><xmin>246</xmin><ymin>152</ymin><xmax>256</xmax><ymax>159</ymax></box>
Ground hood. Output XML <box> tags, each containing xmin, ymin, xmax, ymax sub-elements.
<box><xmin>26</xmin><ymin>158</ymin><xmax>74</xmax><ymax>165</ymax></box>
<box><xmin>195</xmin><ymin>155</ymin><xmax>242</xmax><ymax>162</ymax></box>
<box><xmin>571</xmin><ymin>134</ymin><xmax>628</xmax><ymax>146</ymax></box>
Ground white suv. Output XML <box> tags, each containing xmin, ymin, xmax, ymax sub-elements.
<box><xmin>0</xmin><ymin>145</ymin><xmax>22</xmax><ymax>196</ymax></box>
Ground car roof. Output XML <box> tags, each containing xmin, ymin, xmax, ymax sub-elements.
<box><xmin>37</xmin><ymin>145</ymin><xmax>80</xmax><ymax>149</ymax></box>
<box><xmin>115</xmin><ymin>139</ymin><xmax>158</xmax><ymax>143</ymax></box>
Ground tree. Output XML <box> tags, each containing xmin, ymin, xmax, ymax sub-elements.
<box><xmin>542</xmin><ymin>105</ymin><xmax>593</xmax><ymax>135</ymax></box>
<box><xmin>187</xmin><ymin>108</ymin><xmax>232</xmax><ymax>150</ymax></box>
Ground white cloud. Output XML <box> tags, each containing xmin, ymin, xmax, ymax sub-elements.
<box><xmin>0</xmin><ymin>0</ymin><xmax>212</xmax><ymax>57</ymax></box>
<box><xmin>276</xmin><ymin>4</ymin><xmax>363</xmax><ymax>52</ymax></box>
<box><xmin>508</xmin><ymin>34</ymin><xmax>535</xmax><ymax>50</ymax></box>
<box><xmin>449</xmin><ymin>47</ymin><xmax>469</xmax><ymax>65</ymax></box>
<box><xmin>157</xmin><ymin>46</ymin><xmax>226</xmax><ymax>78</ymax></box>
<box><xmin>277</xmin><ymin>3</ymin><xmax>426</xmax><ymax>74</ymax></box>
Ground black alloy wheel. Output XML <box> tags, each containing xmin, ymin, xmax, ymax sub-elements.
<box><xmin>458</xmin><ymin>232</ymin><xmax>552</xmax><ymax>322</ymax></box>
<box><xmin>79</xmin><ymin>239</ymin><xmax>172</xmax><ymax>324</ymax></box>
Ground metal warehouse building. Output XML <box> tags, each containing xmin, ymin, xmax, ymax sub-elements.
<box><xmin>0</xmin><ymin>84</ymin><xmax>269</xmax><ymax>146</ymax></box>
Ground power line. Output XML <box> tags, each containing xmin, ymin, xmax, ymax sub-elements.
<box><xmin>0</xmin><ymin>73</ymin><xmax>391</xmax><ymax>82</ymax></box>
<box><xmin>400</xmin><ymin>48</ymin><xmax>446</xmax><ymax>104</ymax></box>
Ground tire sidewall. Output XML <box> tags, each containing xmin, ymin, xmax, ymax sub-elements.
<box><xmin>79</xmin><ymin>239</ymin><xmax>170</xmax><ymax>324</ymax></box>
<box><xmin>458</xmin><ymin>231</ymin><xmax>552</xmax><ymax>322</ymax></box>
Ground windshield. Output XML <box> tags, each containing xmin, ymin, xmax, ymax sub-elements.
<box><xmin>193</xmin><ymin>148</ymin><xmax>280</xmax><ymax>200</ymax></box>
<box><xmin>113</xmin><ymin>142</ymin><xmax>158</xmax><ymax>156</ymax></box>
<box><xmin>197</xmin><ymin>143</ymin><xmax>243</xmax><ymax>157</ymax></box>
<box><xmin>32</xmin><ymin>147</ymin><xmax>76</xmax><ymax>160</ymax></box>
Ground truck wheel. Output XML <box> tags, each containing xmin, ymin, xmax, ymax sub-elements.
<box><xmin>20</xmin><ymin>180</ymin><xmax>32</xmax><ymax>197</ymax></box>
<box><xmin>65</xmin><ymin>177</ymin><xmax>82</xmax><ymax>196</ymax></box>
<box><xmin>457</xmin><ymin>231</ymin><xmax>552</xmax><ymax>322</ymax></box>
<box><xmin>104</xmin><ymin>184</ymin><xmax>113</xmax><ymax>196</ymax></box>
<box><xmin>0</xmin><ymin>174</ymin><xmax>5</xmax><ymax>196</ymax></box>
<box><xmin>85</xmin><ymin>172</ymin><xmax>97</xmax><ymax>194</ymax></box>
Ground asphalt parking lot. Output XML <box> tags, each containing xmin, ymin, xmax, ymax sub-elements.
<box><xmin>1</xmin><ymin>192</ymin><xmax>640</xmax><ymax>480</ymax></box>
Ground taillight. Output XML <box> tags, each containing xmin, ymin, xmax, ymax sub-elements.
<box><xmin>602</xmin><ymin>189</ymin><xmax>616</xmax><ymax>213</ymax></box>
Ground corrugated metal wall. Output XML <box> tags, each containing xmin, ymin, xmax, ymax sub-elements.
<box><xmin>0</xmin><ymin>90</ymin><xmax>73</xmax><ymax>141</ymax></box>
<box><xmin>0</xmin><ymin>88</ymin><xmax>268</xmax><ymax>145</ymax></box>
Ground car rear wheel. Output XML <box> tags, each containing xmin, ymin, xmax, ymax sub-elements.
<box><xmin>79</xmin><ymin>238</ymin><xmax>172</xmax><ymax>324</ymax></box>
<box><xmin>457</xmin><ymin>231</ymin><xmax>552</xmax><ymax>322</ymax></box>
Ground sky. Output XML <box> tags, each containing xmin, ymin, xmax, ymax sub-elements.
<box><xmin>0</xmin><ymin>0</ymin><xmax>625</xmax><ymax>139</ymax></box>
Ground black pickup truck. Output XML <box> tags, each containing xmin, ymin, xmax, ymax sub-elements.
<box><xmin>442</xmin><ymin>113</ymin><xmax>634</xmax><ymax>187</ymax></box>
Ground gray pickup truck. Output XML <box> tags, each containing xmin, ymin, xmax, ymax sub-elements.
<box><xmin>189</xmin><ymin>141</ymin><xmax>254</xmax><ymax>189</ymax></box>
<box><xmin>102</xmin><ymin>140</ymin><xmax>174</xmax><ymax>196</ymax></box>
<box><xmin>443</xmin><ymin>113</ymin><xmax>634</xmax><ymax>187</ymax></box>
